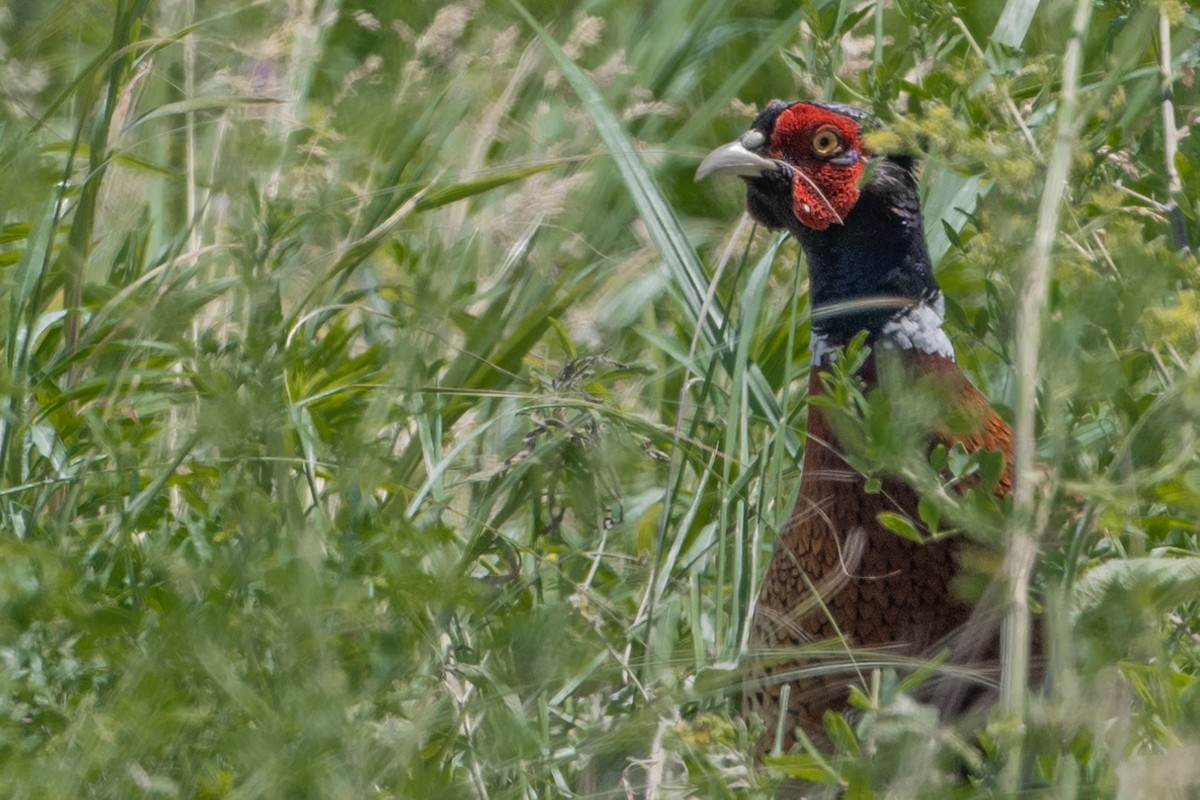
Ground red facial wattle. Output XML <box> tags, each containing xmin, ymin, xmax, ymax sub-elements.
<box><xmin>767</xmin><ymin>103</ymin><xmax>871</xmax><ymax>231</ymax></box>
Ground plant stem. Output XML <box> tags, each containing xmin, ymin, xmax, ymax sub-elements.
<box><xmin>1158</xmin><ymin>7</ymin><xmax>1189</xmax><ymax>252</ymax></box>
<box><xmin>1003</xmin><ymin>0</ymin><xmax>1094</xmax><ymax>789</ymax></box>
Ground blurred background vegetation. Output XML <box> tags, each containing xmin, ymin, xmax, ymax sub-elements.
<box><xmin>0</xmin><ymin>0</ymin><xmax>1198</xmax><ymax>796</ymax></box>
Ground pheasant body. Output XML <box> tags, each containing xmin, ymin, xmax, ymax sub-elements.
<box><xmin>698</xmin><ymin>100</ymin><xmax>1014</xmax><ymax>756</ymax></box>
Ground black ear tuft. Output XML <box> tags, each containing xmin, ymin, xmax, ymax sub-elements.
<box><xmin>751</xmin><ymin>100</ymin><xmax>791</xmax><ymax>136</ymax></box>
<box><xmin>808</xmin><ymin>100</ymin><xmax>871</xmax><ymax>124</ymax></box>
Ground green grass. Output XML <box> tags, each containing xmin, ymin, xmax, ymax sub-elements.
<box><xmin>0</xmin><ymin>0</ymin><xmax>1198</xmax><ymax>796</ymax></box>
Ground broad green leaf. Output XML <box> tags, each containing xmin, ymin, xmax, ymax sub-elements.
<box><xmin>1072</xmin><ymin>557</ymin><xmax>1200</xmax><ymax>622</ymax></box>
<box><xmin>991</xmin><ymin>0</ymin><xmax>1040</xmax><ymax>50</ymax></box>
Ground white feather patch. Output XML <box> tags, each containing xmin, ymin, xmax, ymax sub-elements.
<box><xmin>810</xmin><ymin>331</ymin><xmax>838</xmax><ymax>365</ymax></box>
<box><xmin>879</xmin><ymin>294</ymin><xmax>955</xmax><ymax>360</ymax></box>
<box><xmin>810</xmin><ymin>294</ymin><xmax>955</xmax><ymax>365</ymax></box>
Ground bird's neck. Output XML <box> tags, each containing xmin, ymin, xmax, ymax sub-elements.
<box><xmin>810</xmin><ymin>293</ymin><xmax>954</xmax><ymax>366</ymax></box>
<box><xmin>794</xmin><ymin>157</ymin><xmax>941</xmax><ymax>347</ymax></box>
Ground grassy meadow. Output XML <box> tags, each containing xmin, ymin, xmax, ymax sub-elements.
<box><xmin>1</xmin><ymin>0</ymin><xmax>1199</xmax><ymax>796</ymax></box>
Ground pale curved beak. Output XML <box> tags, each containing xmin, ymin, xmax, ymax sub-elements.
<box><xmin>695</xmin><ymin>140</ymin><xmax>779</xmax><ymax>181</ymax></box>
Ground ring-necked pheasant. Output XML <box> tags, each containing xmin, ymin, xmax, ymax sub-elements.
<box><xmin>697</xmin><ymin>100</ymin><xmax>1015</xmax><ymax>758</ymax></box>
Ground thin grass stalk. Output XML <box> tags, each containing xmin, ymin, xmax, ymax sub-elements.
<box><xmin>64</xmin><ymin>0</ymin><xmax>151</xmax><ymax>375</ymax></box>
<box><xmin>741</xmin><ymin>247</ymin><xmax>805</xmax><ymax>657</ymax></box>
<box><xmin>174</xmin><ymin>0</ymin><xmax>199</xmax><ymax>520</ymax></box>
<box><xmin>873</xmin><ymin>0</ymin><xmax>884</xmax><ymax>66</ymax></box>
<box><xmin>704</xmin><ymin>213</ymin><xmax>749</xmax><ymax>656</ymax></box>
<box><xmin>1158</xmin><ymin>7</ymin><xmax>1188</xmax><ymax>253</ymax></box>
<box><xmin>636</xmin><ymin>224</ymin><xmax>752</xmax><ymax>675</ymax></box>
<box><xmin>721</xmin><ymin>228</ymin><xmax>777</xmax><ymax>654</ymax></box>
<box><xmin>1003</xmin><ymin>0</ymin><xmax>1093</xmax><ymax>788</ymax></box>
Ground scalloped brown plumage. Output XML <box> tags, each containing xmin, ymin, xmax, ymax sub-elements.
<box><xmin>742</xmin><ymin>347</ymin><xmax>1013</xmax><ymax>758</ymax></box>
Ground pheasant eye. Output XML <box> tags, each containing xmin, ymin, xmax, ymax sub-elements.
<box><xmin>811</xmin><ymin>128</ymin><xmax>841</xmax><ymax>156</ymax></box>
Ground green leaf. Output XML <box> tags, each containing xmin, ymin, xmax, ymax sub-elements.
<box><xmin>877</xmin><ymin>511</ymin><xmax>924</xmax><ymax>543</ymax></box>
<box><xmin>991</xmin><ymin>0</ymin><xmax>1041</xmax><ymax>50</ymax></box>
<box><xmin>941</xmin><ymin>219</ymin><xmax>965</xmax><ymax>252</ymax></box>
<box><xmin>111</xmin><ymin>150</ymin><xmax>184</xmax><ymax>180</ymax></box>
<box><xmin>917</xmin><ymin>496</ymin><xmax>941</xmax><ymax>534</ymax></box>
<box><xmin>765</xmin><ymin>751</ymin><xmax>839</xmax><ymax>783</ymax></box>
<box><xmin>0</xmin><ymin>223</ymin><xmax>31</xmax><ymax>245</ymax></box>
<box><xmin>923</xmin><ymin>173</ymin><xmax>987</xmax><ymax>266</ymax></box>
<box><xmin>977</xmin><ymin>448</ymin><xmax>1006</xmax><ymax>491</ymax></box>
<box><xmin>413</xmin><ymin>161</ymin><xmax>560</xmax><ymax>212</ymax></box>
<box><xmin>128</xmin><ymin>95</ymin><xmax>282</xmax><ymax>128</ymax></box>
<box><xmin>929</xmin><ymin>442</ymin><xmax>948</xmax><ymax>472</ymax></box>
<box><xmin>545</xmin><ymin>317</ymin><xmax>576</xmax><ymax>358</ymax></box>
<box><xmin>823</xmin><ymin>711</ymin><xmax>860</xmax><ymax>755</ymax></box>
<box><xmin>1072</xmin><ymin>557</ymin><xmax>1200</xmax><ymax>622</ymax></box>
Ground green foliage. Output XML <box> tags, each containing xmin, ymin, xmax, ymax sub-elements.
<box><xmin>0</xmin><ymin>0</ymin><xmax>1198</xmax><ymax>797</ymax></box>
